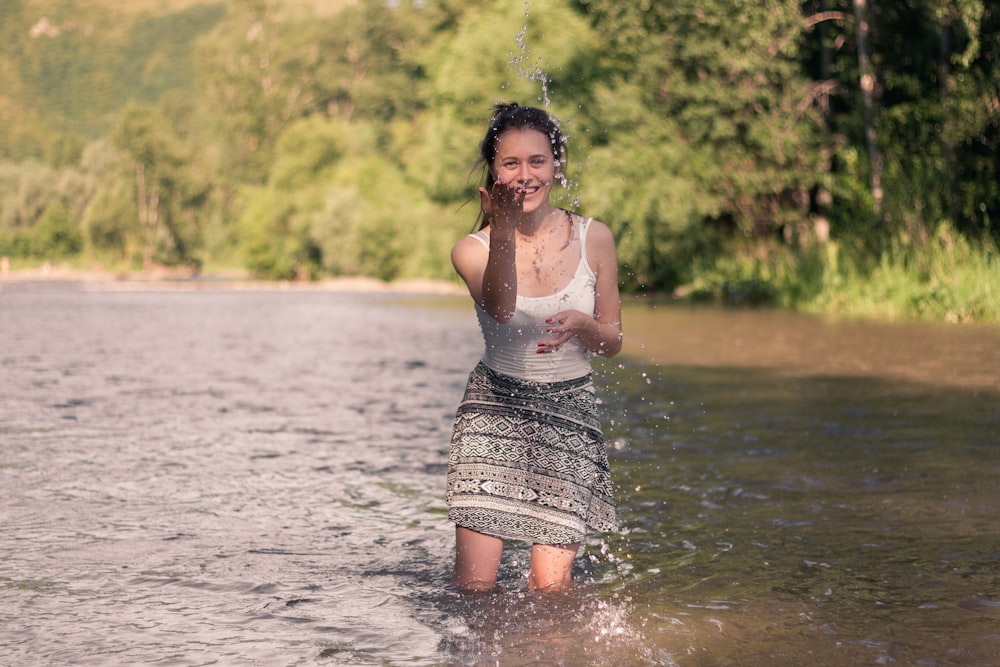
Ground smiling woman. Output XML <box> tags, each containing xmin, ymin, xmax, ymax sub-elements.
<box><xmin>446</xmin><ymin>102</ymin><xmax>624</xmax><ymax>593</ymax></box>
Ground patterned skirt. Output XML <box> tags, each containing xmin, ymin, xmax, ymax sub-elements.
<box><xmin>447</xmin><ymin>362</ymin><xmax>617</xmax><ymax>544</ymax></box>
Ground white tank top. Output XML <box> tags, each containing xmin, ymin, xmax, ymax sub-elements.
<box><xmin>470</xmin><ymin>216</ymin><xmax>597</xmax><ymax>382</ymax></box>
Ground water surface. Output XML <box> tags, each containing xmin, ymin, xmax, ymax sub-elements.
<box><xmin>1</xmin><ymin>283</ymin><xmax>997</xmax><ymax>665</ymax></box>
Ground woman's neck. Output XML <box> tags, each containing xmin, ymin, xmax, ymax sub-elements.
<box><xmin>516</xmin><ymin>204</ymin><xmax>560</xmax><ymax>237</ymax></box>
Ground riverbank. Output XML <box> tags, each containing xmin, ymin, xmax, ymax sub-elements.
<box><xmin>0</xmin><ymin>263</ymin><xmax>466</xmax><ymax>295</ymax></box>
<box><xmin>681</xmin><ymin>230</ymin><xmax>1000</xmax><ymax>324</ymax></box>
<box><xmin>4</xmin><ymin>248</ymin><xmax>998</xmax><ymax>325</ymax></box>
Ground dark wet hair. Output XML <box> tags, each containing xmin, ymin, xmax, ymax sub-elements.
<box><xmin>474</xmin><ymin>102</ymin><xmax>567</xmax><ymax>229</ymax></box>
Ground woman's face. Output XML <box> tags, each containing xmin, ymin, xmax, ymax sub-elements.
<box><xmin>491</xmin><ymin>127</ymin><xmax>557</xmax><ymax>213</ymax></box>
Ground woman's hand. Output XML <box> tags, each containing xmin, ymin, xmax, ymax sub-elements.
<box><xmin>538</xmin><ymin>305</ymin><xmax>623</xmax><ymax>357</ymax></box>
<box><xmin>536</xmin><ymin>310</ymin><xmax>591</xmax><ymax>354</ymax></box>
<box><xmin>478</xmin><ymin>180</ymin><xmax>525</xmax><ymax>238</ymax></box>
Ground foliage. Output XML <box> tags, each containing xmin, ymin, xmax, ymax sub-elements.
<box><xmin>572</xmin><ymin>0</ymin><xmax>827</xmax><ymax>291</ymax></box>
<box><xmin>811</xmin><ymin>225</ymin><xmax>1000</xmax><ymax>323</ymax></box>
<box><xmin>82</xmin><ymin>186</ymin><xmax>139</xmax><ymax>267</ymax></box>
<box><xmin>113</xmin><ymin>102</ymin><xmax>209</xmax><ymax>267</ymax></box>
<box><xmin>1</xmin><ymin>1</ymin><xmax>225</xmax><ymax>160</ymax></box>
<box><xmin>689</xmin><ymin>224</ymin><xmax>1000</xmax><ymax>322</ymax></box>
<box><xmin>0</xmin><ymin>0</ymin><xmax>996</xmax><ymax>322</ymax></box>
<box><xmin>30</xmin><ymin>203</ymin><xmax>82</xmax><ymax>258</ymax></box>
<box><xmin>238</xmin><ymin>115</ymin><xmax>464</xmax><ymax>281</ymax></box>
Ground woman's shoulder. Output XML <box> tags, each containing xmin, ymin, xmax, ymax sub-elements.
<box><xmin>578</xmin><ymin>216</ymin><xmax>618</xmax><ymax>276</ymax></box>
<box><xmin>578</xmin><ymin>216</ymin><xmax>614</xmax><ymax>246</ymax></box>
<box><xmin>452</xmin><ymin>229</ymin><xmax>489</xmax><ymax>249</ymax></box>
<box><xmin>451</xmin><ymin>230</ymin><xmax>490</xmax><ymax>268</ymax></box>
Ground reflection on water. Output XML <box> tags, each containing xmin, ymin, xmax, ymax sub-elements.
<box><xmin>1</xmin><ymin>284</ymin><xmax>998</xmax><ymax>665</ymax></box>
<box><xmin>598</xmin><ymin>300</ymin><xmax>1000</xmax><ymax>666</ymax></box>
<box><xmin>619</xmin><ymin>299</ymin><xmax>1000</xmax><ymax>390</ymax></box>
<box><xmin>436</xmin><ymin>586</ymin><xmax>670</xmax><ymax>666</ymax></box>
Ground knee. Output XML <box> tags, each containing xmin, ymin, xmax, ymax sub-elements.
<box><xmin>452</xmin><ymin>577</ymin><xmax>499</xmax><ymax>594</ymax></box>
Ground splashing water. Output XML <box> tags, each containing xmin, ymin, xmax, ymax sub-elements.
<box><xmin>508</xmin><ymin>13</ymin><xmax>648</xmax><ymax>612</ymax></box>
<box><xmin>510</xmin><ymin>3</ymin><xmax>551</xmax><ymax>107</ymax></box>
<box><xmin>507</xmin><ymin>3</ymin><xmax>579</xmax><ymax>206</ymax></box>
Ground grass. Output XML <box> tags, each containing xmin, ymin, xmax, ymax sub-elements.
<box><xmin>808</xmin><ymin>225</ymin><xmax>999</xmax><ymax>323</ymax></box>
<box><xmin>22</xmin><ymin>0</ymin><xmax>356</xmax><ymax>19</ymax></box>
<box><xmin>683</xmin><ymin>224</ymin><xmax>1000</xmax><ymax>323</ymax></box>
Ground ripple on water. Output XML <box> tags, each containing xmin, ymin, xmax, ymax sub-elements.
<box><xmin>2</xmin><ymin>287</ymin><xmax>998</xmax><ymax>666</ymax></box>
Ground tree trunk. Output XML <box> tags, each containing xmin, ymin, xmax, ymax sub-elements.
<box><xmin>814</xmin><ymin>0</ymin><xmax>836</xmax><ymax>244</ymax></box>
<box><xmin>852</xmin><ymin>0</ymin><xmax>883</xmax><ymax>213</ymax></box>
<box><xmin>135</xmin><ymin>163</ymin><xmax>152</xmax><ymax>269</ymax></box>
<box><xmin>147</xmin><ymin>191</ymin><xmax>159</xmax><ymax>270</ymax></box>
<box><xmin>939</xmin><ymin>4</ymin><xmax>957</xmax><ymax>221</ymax></box>
<box><xmin>135</xmin><ymin>162</ymin><xmax>160</xmax><ymax>270</ymax></box>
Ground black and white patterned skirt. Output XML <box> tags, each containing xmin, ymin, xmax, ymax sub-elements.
<box><xmin>446</xmin><ymin>362</ymin><xmax>617</xmax><ymax>545</ymax></box>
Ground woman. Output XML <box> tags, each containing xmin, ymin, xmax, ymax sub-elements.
<box><xmin>447</xmin><ymin>103</ymin><xmax>623</xmax><ymax>593</ymax></box>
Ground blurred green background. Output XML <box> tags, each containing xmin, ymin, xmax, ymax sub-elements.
<box><xmin>1</xmin><ymin>0</ymin><xmax>997</xmax><ymax>321</ymax></box>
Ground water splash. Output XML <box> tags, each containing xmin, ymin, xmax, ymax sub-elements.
<box><xmin>510</xmin><ymin>3</ymin><xmax>551</xmax><ymax>108</ymax></box>
<box><xmin>506</xmin><ymin>2</ymin><xmax>581</xmax><ymax>207</ymax></box>
<box><xmin>440</xmin><ymin>583</ymin><xmax>674</xmax><ymax>666</ymax></box>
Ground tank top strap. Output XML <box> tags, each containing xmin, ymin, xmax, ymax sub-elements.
<box><xmin>575</xmin><ymin>216</ymin><xmax>595</xmax><ymax>277</ymax></box>
<box><xmin>468</xmin><ymin>229</ymin><xmax>490</xmax><ymax>249</ymax></box>
<box><xmin>577</xmin><ymin>215</ymin><xmax>592</xmax><ymax>249</ymax></box>
<box><xmin>469</xmin><ymin>218</ymin><xmax>590</xmax><ymax>252</ymax></box>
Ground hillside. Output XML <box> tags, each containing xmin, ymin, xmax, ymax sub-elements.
<box><xmin>0</xmin><ymin>0</ymin><xmax>353</xmax><ymax>159</ymax></box>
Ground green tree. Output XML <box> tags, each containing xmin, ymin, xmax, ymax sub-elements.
<box><xmin>0</xmin><ymin>159</ymin><xmax>96</xmax><ymax>260</ymax></box>
<box><xmin>238</xmin><ymin>115</ymin><xmax>346</xmax><ymax>280</ymax></box>
<box><xmin>578</xmin><ymin>85</ymin><xmax>713</xmax><ymax>290</ymax></box>
<box><xmin>82</xmin><ymin>186</ymin><xmax>137</xmax><ymax>266</ymax></box>
<box><xmin>238</xmin><ymin>115</ymin><xmax>462</xmax><ymax>281</ymax></box>
<box><xmin>931</xmin><ymin>0</ymin><xmax>998</xmax><ymax>239</ymax></box>
<box><xmin>198</xmin><ymin>0</ymin><xmax>325</xmax><ymax>183</ymax></box>
<box><xmin>573</xmin><ymin>0</ymin><xmax>826</xmax><ymax>291</ymax></box>
<box><xmin>0</xmin><ymin>162</ymin><xmax>56</xmax><ymax>231</ymax></box>
<box><xmin>802</xmin><ymin>0</ymin><xmax>998</xmax><ymax>246</ymax></box>
<box><xmin>30</xmin><ymin>202</ymin><xmax>82</xmax><ymax>258</ymax></box>
<box><xmin>198</xmin><ymin>0</ymin><xmax>441</xmax><ymax>185</ymax></box>
<box><xmin>112</xmin><ymin>102</ymin><xmax>206</xmax><ymax>268</ymax></box>
<box><xmin>77</xmin><ymin>138</ymin><xmax>135</xmax><ymax>265</ymax></box>
<box><xmin>240</xmin><ymin>188</ymin><xmax>314</xmax><ymax>281</ymax></box>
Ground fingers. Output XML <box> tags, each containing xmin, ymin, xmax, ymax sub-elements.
<box><xmin>489</xmin><ymin>180</ymin><xmax>526</xmax><ymax>206</ymax></box>
<box><xmin>478</xmin><ymin>187</ymin><xmax>492</xmax><ymax>215</ymax></box>
<box><xmin>480</xmin><ymin>182</ymin><xmax>524</xmax><ymax>216</ymax></box>
<box><xmin>482</xmin><ymin>182</ymin><xmax>524</xmax><ymax>229</ymax></box>
<box><xmin>536</xmin><ymin>340</ymin><xmax>570</xmax><ymax>353</ymax></box>
<box><xmin>536</xmin><ymin>331</ymin><xmax>573</xmax><ymax>354</ymax></box>
<box><xmin>537</xmin><ymin>312</ymin><xmax>577</xmax><ymax>354</ymax></box>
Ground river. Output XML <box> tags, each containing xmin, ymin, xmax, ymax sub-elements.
<box><xmin>1</xmin><ymin>281</ymin><xmax>997</xmax><ymax>666</ymax></box>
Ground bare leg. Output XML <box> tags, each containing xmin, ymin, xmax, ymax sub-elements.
<box><xmin>453</xmin><ymin>526</ymin><xmax>503</xmax><ymax>593</ymax></box>
<box><xmin>528</xmin><ymin>542</ymin><xmax>580</xmax><ymax>591</ymax></box>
